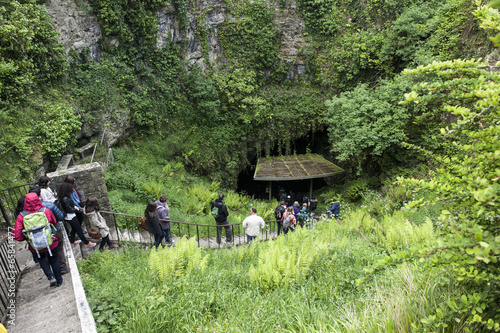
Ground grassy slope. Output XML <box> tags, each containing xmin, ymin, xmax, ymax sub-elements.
<box><xmin>80</xmin><ymin>195</ymin><xmax>456</xmax><ymax>332</ymax></box>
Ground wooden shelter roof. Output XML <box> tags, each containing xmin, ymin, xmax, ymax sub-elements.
<box><xmin>253</xmin><ymin>154</ymin><xmax>344</xmax><ymax>181</ymax></box>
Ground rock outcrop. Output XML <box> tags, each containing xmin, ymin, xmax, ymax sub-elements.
<box><xmin>44</xmin><ymin>0</ymin><xmax>308</xmax><ymax>145</ymax></box>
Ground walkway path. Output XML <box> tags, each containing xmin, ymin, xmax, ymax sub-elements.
<box><xmin>7</xmin><ymin>241</ymin><xmax>81</xmax><ymax>333</ymax></box>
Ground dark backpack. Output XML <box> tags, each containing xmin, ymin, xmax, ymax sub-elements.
<box><xmin>275</xmin><ymin>205</ymin><xmax>285</xmax><ymax>220</ymax></box>
<box><xmin>309</xmin><ymin>199</ymin><xmax>317</xmax><ymax>210</ymax></box>
<box><xmin>283</xmin><ymin>214</ymin><xmax>295</xmax><ymax>230</ymax></box>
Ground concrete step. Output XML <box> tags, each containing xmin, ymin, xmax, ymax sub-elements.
<box><xmin>56</xmin><ymin>154</ymin><xmax>74</xmax><ymax>172</ymax></box>
<box><xmin>119</xmin><ymin>228</ymin><xmax>132</xmax><ymax>241</ymax></box>
<box><xmin>77</xmin><ymin>142</ymin><xmax>95</xmax><ymax>158</ymax></box>
<box><xmin>70</xmin><ymin>241</ymin><xmax>83</xmax><ymax>261</ymax></box>
<box><xmin>108</xmin><ymin>228</ymin><xmax>119</xmax><ymax>241</ymax></box>
<box><xmin>79</xmin><ymin>241</ymin><xmax>99</xmax><ymax>259</ymax></box>
<box><xmin>130</xmin><ymin>229</ymin><xmax>142</xmax><ymax>243</ymax></box>
<box><xmin>140</xmin><ymin>230</ymin><xmax>152</xmax><ymax>244</ymax></box>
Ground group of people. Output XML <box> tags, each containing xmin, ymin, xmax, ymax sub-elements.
<box><xmin>277</xmin><ymin>189</ymin><xmax>318</xmax><ymax>213</ymax></box>
<box><xmin>147</xmin><ymin>190</ymin><xmax>337</xmax><ymax>245</ymax></box>
<box><xmin>274</xmin><ymin>200</ymin><xmax>311</xmax><ymax>235</ymax></box>
<box><xmin>12</xmin><ymin>175</ymin><xmax>116</xmax><ymax>288</ymax></box>
<box><xmin>274</xmin><ymin>192</ymin><xmax>341</xmax><ymax>235</ymax></box>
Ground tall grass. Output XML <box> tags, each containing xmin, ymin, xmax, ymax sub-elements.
<box><xmin>80</xmin><ymin>204</ymin><xmax>461</xmax><ymax>332</ymax></box>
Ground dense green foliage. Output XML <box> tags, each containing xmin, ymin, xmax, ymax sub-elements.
<box><xmin>2</xmin><ymin>0</ymin><xmax>500</xmax><ymax>329</ymax></box>
<box><xmin>104</xmin><ymin>139</ymin><xmax>277</xmax><ymax>233</ymax></box>
<box><xmin>81</xmin><ymin>196</ymin><xmax>448</xmax><ymax>332</ymax></box>
<box><xmin>0</xmin><ymin>0</ymin><xmax>493</xmax><ymax>187</ymax></box>
<box><xmin>0</xmin><ymin>0</ymin><xmax>78</xmax><ymax>186</ymax></box>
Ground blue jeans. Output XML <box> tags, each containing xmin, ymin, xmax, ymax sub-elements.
<box><xmin>246</xmin><ymin>235</ymin><xmax>256</xmax><ymax>243</ymax></box>
<box><xmin>276</xmin><ymin>220</ymin><xmax>282</xmax><ymax>235</ymax></box>
<box><xmin>154</xmin><ymin>230</ymin><xmax>171</xmax><ymax>248</ymax></box>
<box><xmin>154</xmin><ymin>233</ymin><xmax>164</xmax><ymax>249</ymax></box>
<box><xmin>216</xmin><ymin>221</ymin><xmax>232</xmax><ymax>244</ymax></box>
<box><xmin>163</xmin><ymin>229</ymin><xmax>171</xmax><ymax>243</ymax></box>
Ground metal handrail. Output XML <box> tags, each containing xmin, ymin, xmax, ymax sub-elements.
<box><xmin>0</xmin><ymin>183</ymin><xmax>35</xmax><ymax>227</ymax></box>
<box><xmin>100</xmin><ymin>210</ymin><xmax>280</xmax><ymax>248</ymax></box>
<box><xmin>0</xmin><ymin>236</ymin><xmax>21</xmax><ymax>325</ymax></box>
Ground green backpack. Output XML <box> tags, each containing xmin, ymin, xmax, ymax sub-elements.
<box><xmin>21</xmin><ymin>208</ymin><xmax>55</xmax><ymax>257</ymax></box>
<box><xmin>211</xmin><ymin>205</ymin><xmax>220</xmax><ymax>219</ymax></box>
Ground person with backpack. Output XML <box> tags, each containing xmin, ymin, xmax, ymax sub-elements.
<box><xmin>328</xmin><ymin>199</ymin><xmax>341</xmax><ymax>218</ymax></box>
<box><xmin>145</xmin><ymin>201</ymin><xmax>164</xmax><ymax>249</ymax></box>
<box><xmin>242</xmin><ymin>207</ymin><xmax>266</xmax><ymax>243</ymax></box>
<box><xmin>293</xmin><ymin>201</ymin><xmax>301</xmax><ymax>219</ymax></box>
<box><xmin>281</xmin><ymin>206</ymin><xmax>296</xmax><ymax>235</ymax></box>
<box><xmin>274</xmin><ymin>201</ymin><xmax>286</xmax><ymax>236</ymax></box>
<box><xmin>309</xmin><ymin>197</ymin><xmax>318</xmax><ymax>214</ymax></box>
<box><xmin>155</xmin><ymin>194</ymin><xmax>171</xmax><ymax>245</ymax></box>
<box><xmin>12</xmin><ymin>193</ymin><xmax>63</xmax><ymax>287</ymax></box>
<box><xmin>298</xmin><ymin>206</ymin><xmax>310</xmax><ymax>228</ymax></box>
<box><xmin>58</xmin><ymin>182</ymin><xmax>96</xmax><ymax>248</ymax></box>
<box><xmin>29</xmin><ymin>186</ymin><xmax>68</xmax><ymax>274</ymax></box>
<box><xmin>211</xmin><ymin>193</ymin><xmax>232</xmax><ymax>244</ymax></box>
<box><xmin>63</xmin><ymin>175</ymin><xmax>85</xmax><ymax>226</ymax></box>
<box><xmin>85</xmin><ymin>196</ymin><xmax>118</xmax><ymax>252</ymax></box>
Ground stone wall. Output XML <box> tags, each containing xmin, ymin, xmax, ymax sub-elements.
<box><xmin>47</xmin><ymin>163</ymin><xmax>113</xmax><ymax>225</ymax></box>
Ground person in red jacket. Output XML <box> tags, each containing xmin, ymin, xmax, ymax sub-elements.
<box><xmin>12</xmin><ymin>193</ymin><xmax>63</xmax><ymax>287</ymax></box>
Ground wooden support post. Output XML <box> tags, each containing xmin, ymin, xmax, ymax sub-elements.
<box><xmin>309</xmin><ymin>179</ymin><xmax>313</xmax><ymax>199</ymax></box>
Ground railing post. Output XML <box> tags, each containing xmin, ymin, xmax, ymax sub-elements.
<box><xmin>0</xmin><ymin>200</ymin><xmax>10</xmax><ymax>227</ymax></box>
<box><xmin>196</xmin><ymin>225</ymin><xmax>200</xmax><ymax>247</ymax></box>
<box><xmin>112</xmin><ymin>214</ymin><xmax>120</xmax><ymax>243</ymax></box>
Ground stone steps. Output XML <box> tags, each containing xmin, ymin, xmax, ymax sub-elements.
<box><xmin>56</xmin><ymin>154</ymin><xmax>74</xmax><ymax>172</ymax></box>
<box><xmin>70</xmin><ymin>225</ymin><xmax>282</xmax><ymax>258</ymax></box>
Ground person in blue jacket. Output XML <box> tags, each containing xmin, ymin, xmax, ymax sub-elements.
<box><xmin>327</xmin><ymin>199</ymin><xmax>341</xmax><ymax>218</ymax></box>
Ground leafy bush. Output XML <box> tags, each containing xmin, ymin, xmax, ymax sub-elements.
<box><xmin>325</xmin><ymin>76</ymin><xmax>413</xmax><ymax>173</ymax></box>
<box><xmin>343</xmin><ymin>179</ymin><xmax>370</xmax><ymax>203</ymax></box>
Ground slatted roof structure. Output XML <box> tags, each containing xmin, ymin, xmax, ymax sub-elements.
<box><xmin>254</xmin><ymin>154</ymin><xmax>344</xmax><ymax>199</ymax></box>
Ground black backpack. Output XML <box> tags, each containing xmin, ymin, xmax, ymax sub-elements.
<box><xmin>275</xmin><ymin>205</ymin><xmax>286</xmax><ymax>220</ymax></box>
<box><xmin>309</xmin><ymin>199</ymin><xmax>317</xmax><ymax>210</ymax></box>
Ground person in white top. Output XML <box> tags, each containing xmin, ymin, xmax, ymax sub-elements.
<box><xmin>242</xmin><ymin>207</ymin><xmax>266</xmax><ymax>243</ymax></box>
<box><xmin>38</xmin><ymin>175</ymin><xmax>57</xmax><ymax>203</ymax></box>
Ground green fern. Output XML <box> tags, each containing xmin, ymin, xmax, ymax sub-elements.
<box><xmin>149</xmin><ymin>237</ymin><xmax>208</xmax><ymax>280</ymax></box>
<box><xmin>142</xmin><ymin>180</ymin><xmax>164</xmax><ymax>199</ymax></box>
<box><xmin>248</xmin><ymin>228</ymin><xmax>328</xmax><ymax>290</ymax></box>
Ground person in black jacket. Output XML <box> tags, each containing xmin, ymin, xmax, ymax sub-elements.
<box><xmin>145</xmin><ymin>201</ymin><xmax>163</xmax><ymax>249</ymax></box>
<box><xmin>57</xmin><ymin>182</ymin><xmax>96</xmax><ymax>247</ymax></box>
<box><xmin>211</xmin><ymin>193</ymin><xmax>232</xmax><ymax>244</ymax></box>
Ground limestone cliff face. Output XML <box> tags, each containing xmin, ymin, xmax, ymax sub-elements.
<box><xmin>45</xmin><ymin>0</ymin><xmax>102</xmax><ymax>60</ymax></box>
<box><xmin>44</xmin><ymin>0</ymin><xmax>308</xmax><ymax>145</ymax></box>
